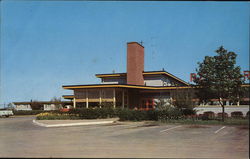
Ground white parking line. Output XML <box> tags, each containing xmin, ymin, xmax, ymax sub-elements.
<box><xmin>214</xmin><ymin>126</ymin><xmax>226</xmax><ymax>134</ymax></box>
<box><xmin>160</xmin><ymin>125</ymin><xmax>182</xmax><ymax>133</ymax></box>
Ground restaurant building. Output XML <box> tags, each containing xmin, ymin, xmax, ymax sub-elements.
<box><xmin>62</xmin><ymin>42</ymin><xmax>249</xmax><ymax>113</ymax></box>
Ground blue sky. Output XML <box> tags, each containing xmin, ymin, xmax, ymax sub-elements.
<box><xmin>1</xmin><ymin>1</ymin><xmax>249</xmax><ymax>106</ymax></box>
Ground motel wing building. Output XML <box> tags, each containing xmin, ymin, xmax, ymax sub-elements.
<box><xmin>62</xmin><ymin>42</ymin><xmax>249</xmax><ymax>115</ymax></box>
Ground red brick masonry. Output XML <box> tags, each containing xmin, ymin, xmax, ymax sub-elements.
<box><xmin>127</xmin><ymin>42</ymin><xmax>144</xmax><ymax>85</ymax></box>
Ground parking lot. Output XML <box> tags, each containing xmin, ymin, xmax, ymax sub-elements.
<box><xmin>0</xmin><ymin>116</ymin><xmax>249</xmax><ymax>158</ymax></box>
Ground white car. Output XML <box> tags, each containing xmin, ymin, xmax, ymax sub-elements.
<box><xmin>0</xmin><ymin>110</ymin><xmax>14</xmax><ymax>117</ymax></box>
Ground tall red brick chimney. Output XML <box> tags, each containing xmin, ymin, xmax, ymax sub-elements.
<box><xmin>126</xmin><ymin>42</ymin><xmax>144</xmax><ymax>85</ymax></box>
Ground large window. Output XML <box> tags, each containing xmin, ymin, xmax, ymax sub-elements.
<box><xmin>140</xmin><ymin>98</ymin><xmax>154</xmax><ymax>110</ymax></box>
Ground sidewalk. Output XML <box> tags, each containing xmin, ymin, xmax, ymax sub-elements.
<box><xmin>33</xmin><ymin>118</ymin><xmax>119</xmax><ymax>128</ymax></box>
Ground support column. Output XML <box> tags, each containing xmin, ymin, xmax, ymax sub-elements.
<box><xmin>73</xmin><ymin>98</ymin><xmax>76</xmax><ymax>108</ymax></box>
<box><xmin>127</xmin><ymin>90</ymin><xmax>129</xmax><ymax>108</ymax></box>
<box><xmin>99</xmin><ymin>90</ymin><xmax>102</xmax><ymax>108</ymax></box>
<box><xmin>237</xmin><ymin>95</ymin><xmax>240</xmax><ymax>106</ymax></box>
<box><xmin>86</xmin><ymin>90</ymin><xmax>89</xmax><ymax>108</ymax></box>
<box><xmin>122</xmin><ymin>90</ymin><xmax>124</xmax><ymax>109</ymax></box>
<box><xmin>237</xmin><ymin>100</ymin><xmax>240</xmax><ymax>106</ymax></box>
<box><xmin>146</xmin><ymin>100</ymin><xmax>149</xmax><ymax>110</ymax></box>
<box><xmin>113</xmin><ymin>88</ymin><xmax>116</xmax><ymax>108</ymax></box>
<box><xmin>152</xmin><ymin>98</ymin><xmax>155</xmax><ymax>109</ymax></box>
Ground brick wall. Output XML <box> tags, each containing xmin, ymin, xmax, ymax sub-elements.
<box><xmin>126</xmin><ymin>42</ymin><xmax>144</xmax><ymax>85</ymax></box>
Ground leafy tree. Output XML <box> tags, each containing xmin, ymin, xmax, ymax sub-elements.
<box><xmin>7</xmin><ymin>103</ymin><xmax>15</xmax><ymax>110</ymax></box>
<box><xmin>30</xmin><ymin>100</ymin><xmax>43</xmax><ymax>110</ymax></box>
<box><xmin>194</xmin><ymin>46</ymin><xmax>244</xmax><ymax>121</ymax></box>
<box><xmin>172</xmin><ymin>88</ymin><xmax>196</xmax><ymax>110</ymax></box>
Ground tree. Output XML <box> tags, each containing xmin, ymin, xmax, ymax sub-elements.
<box><xmin>194</xmin><ymin>46</ymin><xmax>244</xmax><ymax>121</ymax></box>
<box><xmin>7</xmin><ymin>103</ymin><xmax>15</xmax><ymax>110</ymax></box>
<box><xmin>50</xmin><ymin>97</ymin><xmax>62</xmax><ymax>109</ymax></box>
<box><xmin>172</xmin><ymin>88</ymin><xmax>196</xmax><ymax>110</ymax></box>
<box><xmin>30</xmin><ymin>100</ymin><xmax>43</xmax><ymax>110</ymax></box>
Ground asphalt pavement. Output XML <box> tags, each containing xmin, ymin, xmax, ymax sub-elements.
<box><xmin>0</xmin><ymin>116</ymin><xmax>249</xmax><ymax>158</ymax></box>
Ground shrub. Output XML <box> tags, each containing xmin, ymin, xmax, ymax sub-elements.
<box><xmin>202</xmin><ymin>111</ymin><xmax>215</xmax><ymax>120</ymax></box>
<box><xmin>118</xmin><ymin>108</ymin><xmax>183</xmax><ymax>121</ymax></box>
<box><xmin>36</xmin><ymin>112</ymin><xmax>78</xmax><ymax>120</ymax></box>
<box><xmin>168</xmin><ymin>108</ymin><xmax>183</xmax><ymax>120</ymax></box>
<box><xmin>217</xmin><ymin>112</ymin><xmax>228</xmax><ymax>118</ymax></box>
<box><xmin>34</xmin><ymin>107</ymin><xmax>187</xmax><ymax>121</ymax></box>
<box><xmin>182</xmin><ymin>108</ymin><xmax>196</xmax><ymax>116</ymax></box>
<box><xmin>231</xmin><ymin>111</ymin><xmax>243</xmax><ymax>118</ymax></box>
<box><xmin>133</xmin><ymin>110</ymin><xmax>146</xmax><ymax>121</ymax></box>
<box><xmin>200</xmin><ymin>115</ymin><xmax>210</xmax><ymax>121</ymax></box>
<box><xmin>68</xmin><ymin>109</ymin><xmax>98</xmax><ymax>119</ymax></box>
<box><xmin>158</xmin><ymin>108</ymin><xmax>183</xmax><ymax>121</ymax></box>
<box><xmin>147</xmin><ymin>110</ymin><xmax>159</xmax><ymax>121</ymax></box>
<box><xmin>67</xmin><ymin>108</ymin><xmax>118</xmax><ymax>119</ymax></box>
<box><xmin>117</xmin><ymin>109</ymin><xmax>134</xmax><ymax>121</ymax></box>
<box><xmin>117</xmin><ymin>109</ymin><xmax>150</xmax><ymax>121</ymax></box>
<box><xmin>98</xmin><ymin>108</ymin><xmax>117</xmax><ymax>118</ymax></box>
<box><xmin>158</xmin><ymin>109</ymin><xmax>169</xmax><ymax>121</ymax></box>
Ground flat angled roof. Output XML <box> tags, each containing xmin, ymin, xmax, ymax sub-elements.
<box><xmin>62</xmin><ymin>83</ymin><xmax>249</xmax><ymax>90</ymax></box>
<box><xmin>13</xmin><ymin>101</ymin><xmax>72</xmax><ymax>105</ymax></box>
<box><xmin>96</xmin><ymin>73</ymin><xmax>126</xmax><ymax>77</ymax></box>
<box><xmin>62</xmin><ymin>95</ymin><xmax>74</xmax><ymax>99</ymax></box>
<box><xmin>95</xmin><ymin>70</ymin><xmax>190</xmax><ymax>86</ymax></box>
<box><xmin>62</xmin><ymin>84</ymin><xmax>192</xmax><ymax>90</ymax></box>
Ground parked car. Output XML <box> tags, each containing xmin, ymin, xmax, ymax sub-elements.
<box><xmin>60</xmin><ymin>108</ymin><xmax>70</xmax><ymax>112</ymax></box>
<box><xmin>0</xmin><ymin>109</ymin><xmax>14</xmax><ymax>117</ymax></box>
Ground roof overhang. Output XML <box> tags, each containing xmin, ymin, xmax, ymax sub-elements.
<box><xmin>95</xmin><ymin>73</ymin><xmax>126</xmax><ymax>78</ymax></box>
<box><xmin>13</xmin><ymin>101</ymin><xmax>72</xmax><ymax>105</ymax></box>
<box><xmin>143</xmin><ymin>71</ymin><xmax>189</xmax><ymax>85</ymax></box>
<box><xmin>62</xmin><ymin>95</ymin><xmax>75</xmax><ymax>99</ymax></box>
<box><xmin>95</xmin><ymin>71</ymin><xmax>190</xmax><ymax>86</ymax></box>
<box><xmin>62</xmin><ymin>84</ymin><xmax>193</xmax><ymax>90</ymax></box>
<box><xmin>62</xmin><ymin>83</ymin><xmax>249</xmax><ymax>90</ymax></box>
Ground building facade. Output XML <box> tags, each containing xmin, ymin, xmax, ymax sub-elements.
<box><xmin>13</xmin><ymin>101</ymin><xmax>72</xmax><ymax>111</ymax></box>
<box><xmin>62</xmin><ymin>42</ymin><xmax>249</xmax><ymax>116</ymax></box>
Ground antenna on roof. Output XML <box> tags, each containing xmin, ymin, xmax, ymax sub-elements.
<box><xmin>140</xmin><ymin>41</ymin><xmax>144</xmax><ymax>46</ymax></box>
<box><xmin>112</xmin><ymin>70</ymin><xmax>115</xmax><ymax>73</ymax></box>
<box><xmin>162</xmin><ymin>68</ymin><xmax>165</xmax><ymax>71</ymax></box>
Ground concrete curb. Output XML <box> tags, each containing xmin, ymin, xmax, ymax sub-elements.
<box><xmin>32</xmin><ymin>119</ymin><xmax>114</xmax><ymax>128</ymax></box>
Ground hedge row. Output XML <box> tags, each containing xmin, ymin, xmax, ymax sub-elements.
<box><xmin>35</xmin><ymin>108</ymin><xmax>196</xmax><ymax>121</ymax></box>
<box><xmin>68</xmin><ymin>108</ymin><xmax>118</xmax><ymax>119</ymax></box>
<box><xmin>35</xmin><ymin>108</ymin><xmax>120</xmax><ymax>120</ymax></box>
<box><xmin>36</xmin><ymin>112</ymin><xmax>80</xmax><ymax>120</ymax></box>
<box><xmin>117</xmin><ymin>108</ymin><xmax>195</xmax><ymax>121</ymax></box>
